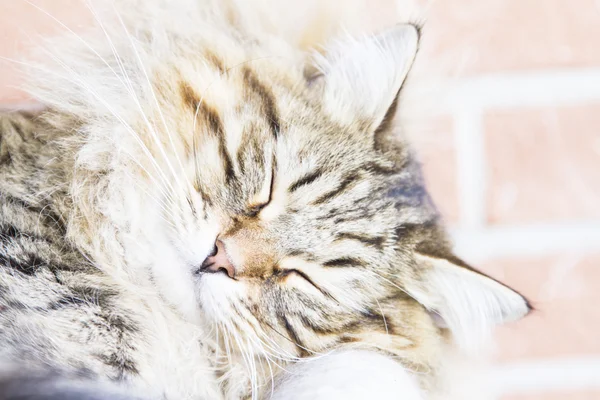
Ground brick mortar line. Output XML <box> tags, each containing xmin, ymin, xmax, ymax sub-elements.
<box><xmin>441</xmin><ymin>68</ymin><xmax>600</xmax><ymax>112</ymax></box>
<box><xmin>8</xmin><ymin>67</ymin><xmax>600</xmax><ymax>113</ymax></box>
<box><xmin>454</xmin><ymin>107</ymin><xmax>486</xmax><ymax>230</ymax></box>
<box><xmin>490</xmin><ymin>357</ymin><xmax>600</xmax><ymax>395</ymax></box>
<box><xmin>450</xmin><ymin>222</ymin><xmax>600</xmax><ymax>261</ymax></box>
<box><xmin>0</xmin><ymin>102</ymin><xmax>45</xmax><ymax>112</ymax></box>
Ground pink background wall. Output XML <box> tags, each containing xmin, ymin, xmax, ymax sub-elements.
<box><xmin>1</xmin><ymin>1</ymin><xmax>599</xmax><ymax>398</ymax></box>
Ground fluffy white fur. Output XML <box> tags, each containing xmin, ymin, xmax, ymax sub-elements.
<box><xmin>314</xmin><ymin>25</ymin><xmax>419</xmax><ymax>127</ymax></box>
<box><xmin>272</xmin><ymin>350</ymin><xmax>424</xmax><ymax>400</ymax></box>
<box><xmin>3</xmin><ymin>0</ymin><xmax>528</xmax><ymax>399</ymax></box>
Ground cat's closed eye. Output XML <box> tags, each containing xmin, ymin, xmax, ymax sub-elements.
<box><xmin>245</xmin><ymin>167</ymin><xmax>275</xmax><ymax>217</ymax></box>
<box><xmin>274</xmin><ymin>268</ymin><xmax>308</xmax><ymax>281</ymax></box>
<box><xmin>245</xmin><ymin>203</ymin><xmax>268</xmax><ymax>218</ymax></box>
<box><xmin>273</xmin><ymin>268</ymin><xmax>329</xmax><ymax>296</ymax></box>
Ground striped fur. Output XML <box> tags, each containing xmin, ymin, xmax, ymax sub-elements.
<box><xmin>0</xmin><ymin>1</ymin><xmax>529</xmax><ymax>399</ymax></box>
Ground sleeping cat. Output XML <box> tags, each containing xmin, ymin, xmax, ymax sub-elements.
<box><xmin>0</xmin><ymin>0</ymin><xmax>530</xmax><ymax>399</ymax></box>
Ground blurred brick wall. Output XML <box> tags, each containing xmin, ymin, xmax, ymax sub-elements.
<box><xmin>1</xmin><ymin>1</ymin><xmax>599</xmax><ymax>399</ymax></box>
<box><xmin>418</xmin><ymin>1</ymin><xmax>600</xmax><ymax>399</ymax></box>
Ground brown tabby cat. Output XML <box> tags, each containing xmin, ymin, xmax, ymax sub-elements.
<box><xmin>0</xmin><ymin>0</ymin><xmax>530</xmax><ymax>399</ymax></box>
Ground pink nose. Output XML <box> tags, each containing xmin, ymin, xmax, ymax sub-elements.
<box><xmin>201</xmin><ymin>240</ymin><xmax>236</xmax><ymax>278</ymax></box>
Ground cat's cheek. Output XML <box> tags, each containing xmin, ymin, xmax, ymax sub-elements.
<box><xmin>196</xmin><ymin>274</ymin><xmax>248</xmax><ymax>322</ymax></box>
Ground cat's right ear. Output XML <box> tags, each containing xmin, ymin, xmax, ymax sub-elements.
<box><xmin>406</xmin><ymin>252</ymin><xmax>531</xmax><ymax>352</ymax></box>
<box><xmin>309</xmin><ymin>24</ymin><xmax>419</xmax><ymax>132</ymax></box>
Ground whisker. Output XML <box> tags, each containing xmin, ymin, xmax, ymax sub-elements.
<box><xmin>22</xmin><ymin>0</ymin><xmax>181</xmax><ymax>209</ymax></box>
<box><xmin>110</xmin><ymin>4</ymin><xmax>191</xmax><ymax>194</ymax></box>
<box><xmin>228</xmin><ymin>324</ymin><xmax>257</xmax><ymax>399</ymax></box>
<box><xmin>231</xmin><ymin>306</ymin><xmax>301</xmax><ymax>363</ymax></box>
<box><xmin>1</xmin><ymin>53</ymin><xmax>177</xmax><ymax>211</ymax></box>
<box><xmin>83</xmin><ymin>1</ymin><xmax>180</xmax><ymax>202</ymax></box>
<box><xmin>261</xmin><ymin>319</ymin><xmax>323</xmax><ymax>358</ymax></box>
<box><xmin>23</xmin><ymin>0</ymin><xmax>125</xmax><ymax>87</ymax></box>
<box><xmin>35</xmin><ymin>47</ymin><xmax>178</xmax><ymax>201</ymax></box>
<box><xmin>364</xmin><ymin>269</ymin><xmax>417</xmax><ymax>302</ymax></box>
<box><xmin>375</xmin><ymin>298</ymin><xmax>389</xmax><ymax>335</ymax></box>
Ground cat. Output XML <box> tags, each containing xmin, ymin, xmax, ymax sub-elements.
<box><xmin>0</xmin><ymin>0</ymin><xmax>530</xmax><ymax>399</ymax></box>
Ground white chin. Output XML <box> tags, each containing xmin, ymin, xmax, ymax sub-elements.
<box><xmin>197</xmin><ymin>274</ymin><xmax>245</xmax><ymax>323</ymax></box>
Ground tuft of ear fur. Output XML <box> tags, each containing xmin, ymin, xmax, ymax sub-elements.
<box><xmin>312</xmin><ymin>24</ymin><xmax>419</xmax><ymax>129</ymax></box>
<box><xmin>408</xmin><ymin>253</ymin><xmax>531</xmax><ymax>352</ymax></box>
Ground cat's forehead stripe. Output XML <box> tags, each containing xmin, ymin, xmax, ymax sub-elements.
<box><xmin>278</xmin><ymin>314</ymin><xmax>310</xmax><ymax>357</ymax></box>
<box><xmin>334</xmin><ymin>232</ymin><xmax>386</xmax><ymax>250</ymax></box>
<box><xmin>311</xmin><ymin>173</ymin><xmax>360</xmax><ymax>205</ymax></box>
<box><xmin>203</xmin><ymin>50</ymin><xmax>227</xmax><ymax>74</ymax></box>
<box><xmin>241</xmin><ymin>67</ymin><xmax>281</xmax><ymax>139</ymax></box>
<box><xmin>322</xmin><ymin>257</ymin><xmax>365</xmax><ymax>268</ymax></box>
<box><xmin>288</xmin><ymin>169</ymin><xmax>323</xmax><ymax>193</ymax></box>
<box><xmin>194</xmin><ymin>99</ymin><xmax>237</xmax><ymax>184</ymax></box>
<box><xmin>179</xmin><ymin>80</ymin><xmax>202</xmax><ymax>112</ymax></box>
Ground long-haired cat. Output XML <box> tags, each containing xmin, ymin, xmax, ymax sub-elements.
<box><xmin>0</xmin><ymin>0</ymin><xmax>530</xmax><ymax>399</ymax></box>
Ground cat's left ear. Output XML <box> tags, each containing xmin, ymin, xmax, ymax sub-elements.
<box><xmin>311</xmin><ymin>24</ymin><xmax>419</xmax><ymax>131</ymax></box>
<box><xmin>406</xmin><ymin>252</ymin><xmax>532</xmax><ymax>352</ymax></box>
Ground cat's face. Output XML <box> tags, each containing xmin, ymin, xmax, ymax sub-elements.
<box><xmin>42</xmin><ymin>16</ymin><xmax>528</xmax><ymax>387</ymax></box>
<box><xmin>23</xmin><ymin>2</ymin><xmax>530</xmax><ymax>395</ymax></box>
<box><xmin>177</xmin><ymin>67</ymin><xmax>432</xmax><ymax>359</ymax></box>
<box><xmin>148</xmin><ymin>24</ymin><xmax>530</xmax><ymax>371</ymax></box>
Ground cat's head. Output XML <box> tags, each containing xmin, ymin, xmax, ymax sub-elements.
<box><xmin>33</xmin><ymin>10</ymin><xmax>529</xmax><ymax>388</ymax></box>
<box><xmin>151</xmin><ymin>24</ymin><xmax>531</xmax><ymax>363</ymax></box>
